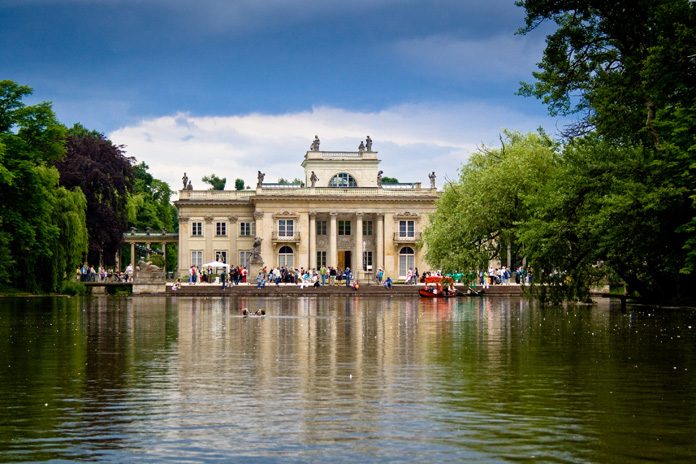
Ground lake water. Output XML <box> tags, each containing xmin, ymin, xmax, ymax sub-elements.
<box><xmin>0</xmin><ymin>295</ymin><xmax>695</xmax><ymax>462</ymax></box>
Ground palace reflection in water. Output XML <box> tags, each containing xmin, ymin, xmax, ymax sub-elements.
<box><xmin>0</xmin><ymin>296</ymin><xmax>695</xmax><ymax>462</ymax></box>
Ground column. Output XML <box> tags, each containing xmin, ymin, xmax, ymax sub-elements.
<box><xmin>162</xmin><ymin>242</ymin><xmax>167</xmax><ymax>270</ymax></box>
<box><xmin>178</xmin><ymin>216</ymin><xmax>189</xmax><ymax>276</ymax></box>
<box><xmin>130</xmin><ymin>242</ymin><xmax>135</xmax><ymax>269</ymax></box>
<box><xmin>309</xmin><ymin>212</ymin><xmax>316</xmax><ymax>269</ymax></box>
<box><xmin>354</xmin><ymin>213</ymin><xmax>363</xmax><ymax>280</ymax></box>
<box><xmin>228</xmin><ymin>216</ymin><xmax>237</xmax><ymax>265</ymax></box>
<box><xmin>204</xmin><ymin>216</ymin><xmax>213</xmax><ymax>262</ymax></box>
<box><xmin>329</xmin><ymin>213</ymin><xmax>337</xmax><ymax>268</ymax></box>
<box><xmin>376</xmin><ymin>214</ymin><xmax>384</xmax><ymax>272</ymax></box>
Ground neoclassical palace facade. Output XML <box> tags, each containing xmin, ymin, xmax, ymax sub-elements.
<box><xmin>175</xmin><ymin>146</ymin><xmax>439</xmax><ymax>281</ymax></box>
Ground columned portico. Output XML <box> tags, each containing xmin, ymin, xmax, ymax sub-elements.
<box><xmin>174</xmin><ymin>143</ymin><xmax>439</xmax><ymax>281</ymax></box>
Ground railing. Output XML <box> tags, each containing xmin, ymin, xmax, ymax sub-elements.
<box><xmin>393</xmin><ymin>232</ymin><xmax>421</xmax><ymax>243</ymax></box>
<box><xmin>271</xmin><ymin>231</ymin><xmax>302</xmax><ymax>242</ymax></box>
<box><xmin>260</xmin><ymin>183</ymin><xmax>304</xmax><ymax>189</ymax></box>
<box><xmin>178</xmin><ymin>190</ymin><xmax>255</xmax><ymax>200</ymax></box>
<box><xmin>382</xmin><ymin>182</ymin><xmax>421</xmax><ymax>190</ymax></box>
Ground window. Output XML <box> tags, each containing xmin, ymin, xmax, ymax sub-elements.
<box><xmin>316</xmin><ymin>220</ymin><xmax>327</xmax><ymax>236</ymax></box>
<box><xmin>239</xmin><ymin>251</ymin><xmax>252</xmax><ymax>269</ymax></box>
<box><xmin>191</xmin><ymin>250</ymin><xmax>203</xmax><ymax>268</ymax></box>
<box><xmin>362</xmin><ymin>251</ymin><xmax>373</xmax><ymax>272</ymax></box>
<box><xmin>215</xmin><ymin>250</ymin><xmax>227</xmax><ymax>263</ymax></box>
<box><xmin>240</xmin><ymin>222</ymin><xmax>255</xmax><ymax>237</ymax></box>
<box><xmin>399</xmin><ymin>247</ymin><xmax>415</xmax><ymax>278</ymax></box>
<box><xmin>192</xmin><ymin>222</ymin><xmax>203</xmax><ymax>237</ymax></box>
<box><xmin>278</xmin><ymin>219</ymin><xmax>294</xmax><ymax>237</ymax></box>
<box><xmin>338</xmin><ymin>220</ymin><xmax>351</xmax><ymax>235</ymax></box>
<box><xmin>362</xmin><ymin>220</ymin><xmax>373</xmax><ymax>236</ymax></box>
<box><xmin>216</xmin><ymin>222</ymin><xmax>226</xmax><ymax>236</ymax></box>
<box><xmin>399</xmin><ymin>220</ymin><xmax>415</xmax><ymax>238</ymax></box>
<box><xmin>317</xmin><ymin>251</ymin><xmax>327</xmax><ymax>268</ymax></box>
<box><xmin>329</xmin><ymin>172</ymin><xmax>357</xmax><ymax>188</ymax></box>
<box><xmin>278</xmin><ymin>245</ymin><xmax>294</xmax><ymax>267</ymax></box>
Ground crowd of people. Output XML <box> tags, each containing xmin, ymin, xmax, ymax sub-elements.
<box><xmin>76</xmin><ymin>263</ymin><xmax>134</xmax><ymax>283</ymax></box>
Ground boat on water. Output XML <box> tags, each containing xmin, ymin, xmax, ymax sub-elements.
<box><xmin>419</xmin><ymin>275</ymin><xmax>483</xmax><ymax>298</ymax></box>
<box><xmin>419</xmin><ymin>276</ymin><xmax>458</xmax><ymax>298</ymax></box>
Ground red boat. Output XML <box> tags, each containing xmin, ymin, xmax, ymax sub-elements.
<box><xmin>419</xmin><ymin>276</ymin><xmax>458</xmax><ymax>298</ymax></box>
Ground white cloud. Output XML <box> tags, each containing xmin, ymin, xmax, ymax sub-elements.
<box><xmin>109</xmin><ymin>102</ymin><xmax>556</xmax><ymax>194</ymax></box>
<box><xmin>390</xmin><ymin>34</ymin><xmax>544</xmax><ymax>81</ymax></box>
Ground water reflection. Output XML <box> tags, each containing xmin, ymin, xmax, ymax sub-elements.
<box><xmin>0</xmin><ymin>296</ymin><xmax>695</xmax><ymax>462</ymax></box>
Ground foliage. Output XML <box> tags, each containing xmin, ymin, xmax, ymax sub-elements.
<box><xmin>515</xmin><ymin>0</ymin><xmax>696</xmax><ymax>302</ymax></box>
<box><xmin>126</xmin><ymin>162</ymin><xmax>176</xmax><ymax>232</ymax></box>
<box><xmin>56</xmin><ymin>124</ymin><xmax>134</xmax><ymax>267</ymax></box>
<box><xmin>234</xmin><ymin>178</ymin><xmax>245</xmax><ymax>190</ymax></box>
<box><xmin>59</xmin><ymin>279</ymin><xmax>88</xmax><ymax>296</ymax></box>
<box><xmin>0</xmin><ymin>80</ymin><xmax>88</xmax><ymax>292</ymax></box>
<box><xmin>381</xmin><ymin>176</ymin><xmax>399</xmax><ymax>184</ymax></box>
<box><xmin>423</xmin><ymin>131</ymin><xmax>558</xmax><ymax>273</ymax></box>
<box><xmin>202</xmin><ymin>173</ymin><xmax>226</xmax><ymax>190</ymax></box>
<box><xmin>278</xmin><ymin>177</ymin><xmax>303</xmax><ymax>185</ymax></box>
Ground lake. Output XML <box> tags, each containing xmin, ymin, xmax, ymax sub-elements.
<box><xmin>0</xmin><ymin>295</ymin><xmax>695</xmax><ymax>462</ymax></box>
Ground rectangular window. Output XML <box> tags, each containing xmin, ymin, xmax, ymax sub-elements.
<box><xmin>240</xmin><ymin>222</ymin><xmax>255</xmax><ymax>237</ymax></box>
<box><xmin>317</xmin><ymin>251</ymin><xmax>327</xmax><ymax>268</ymax></box>
<box><xmin>278</xmin><ymin>219</ymin><xmax>294</xmax><ymax>237</ymax></box>
<box><xmin>362</xmin><ymin>220</ymin><xmax>373</xmax><ymax>236</ymax></box>
<box><xmin>338</xmin><ymin>220</ymin><xmax>351</xmax><ymax>235</ymax></box>
<box><xmin>191</xmin><ymin>250</ymin><xmax>203</xmax><ymax>268</ymax></box>
<box><xmin>192</xmin><ymin>222</ymin><xmax>203</xmax><ymax>237</ymax></box>
<box><xmin>216</xmin><ymin>222</ymin><xmax>226</xmax><ymax>236</ymax></box>
<box><xmin>399</xmin><ymin>220</ymin><xmax>415</xmax><ymax>238</ymax></box>
<box><xmin>215</xmin><ymin>250</ymin><xmax>227</xmax><ymax>263</ymax></box>
<box><xmin>239</xmin><ymin>250</ymin><xmax>252</xmax><ymax>269</ymax></box>
<box><xmin>316</xmin><ymin>220</ymin><xmax>327</xmax><ymax>236</ymax></box>
<box><xmin>362</xmin><ymin>251</ymin><xmax>373</xmax><ymax>272</ymax></box>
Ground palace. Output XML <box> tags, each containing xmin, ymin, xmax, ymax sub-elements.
<box><xmin>174</xmin><ymin>142</ymin><xmax>440</xmax><ymax>281</ymax></box>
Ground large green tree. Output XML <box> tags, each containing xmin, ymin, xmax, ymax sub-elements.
<box><xmin>423</xmin><ymin>131</ymin><xmax>558</xmax><ymax>273</ymax></box>
<box><xmin>56</xmin><ymin>125</ymin><xmax>134</xmax><ymax>267</ymax></box>
<box><xmin>0</xmin><ymin>81</ymin><xmax>88</xmax><ymax>292</ymax></box>
<box><xmin>516</xmin><ymin>0</ymin><xmax>696</xmax><ymax>301</ymax></box>
<box><xmin>202</xmin><ymin>173</ymin><xmax>226</xmax><ymax>190</ymax></box>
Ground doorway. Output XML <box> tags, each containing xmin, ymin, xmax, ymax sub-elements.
<box><xmin>338</xmin><ymin>250</ymin><xmax>352</xmax><ymax>270</ymax></box>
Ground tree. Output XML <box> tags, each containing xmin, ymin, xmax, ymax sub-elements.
<box><xmin>234</xmin><ymin>178</ymin><xmax>245</xmax><ymax>190</ymax></box>
<box><xmin>57</xmin><ymin>124</ymin><xmax>134</xmax><ymax>267</ymax></box>
<box><xmin>423</xmin><ymin>131</ymin><xmax>558</xmax><ymax>273</ymax></box>
<box><xmin>202</xmin><ymin>174</ymin><xmax>226</xmax><ymax>190</ymax></box>
<box><xmin>0</xmin><ymin>80</ymin><xmax>88</xmax><ymax>292</ymax></box>
<box><xmin>278</xmin><ymin>177</ymin><xmax>303</xmax><ymax>186</ymax></box>
<box><xmin>381</xmin><ymin>176</ymin><xmax>399</xmax><ymax>184</ymax></box>
<box><xmin>516</xmin><ymin>0</ymin><xmax>696</xmax><ymax>302</ymax></box>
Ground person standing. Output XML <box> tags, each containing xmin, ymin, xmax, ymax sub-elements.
<box><xmin>344</xmin><ymin>267</ymin><xmax>351</xmax><ymax>287</ymax></box>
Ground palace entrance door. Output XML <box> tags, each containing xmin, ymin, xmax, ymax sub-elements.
<box><xmin>338</xmin><ymin>251</ymin><xmax>352</xmax><ymax>271</ymax></box>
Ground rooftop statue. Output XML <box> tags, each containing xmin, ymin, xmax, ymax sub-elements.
<box><xmin>366</xmin><ymin>136</ymin><xmax>372</xmax><ymax>152</ymax></box>
<box><xmin>310</xmin><ymin>135</ymin><xmax>320</xmax><ymax>151</ymax></box>
<box><xmin>182</xmin><ymin>172</ymin><xmax>188</xmax><ymax>189</ymax></box>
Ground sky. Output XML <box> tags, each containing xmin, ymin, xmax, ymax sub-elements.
<box><xmin>1</xmin><ymin>0</ymin><xmax>564</xmax><ymax>191</ymax></box>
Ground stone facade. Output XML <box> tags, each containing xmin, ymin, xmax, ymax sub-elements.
<box><xmin>174</xmin><ymin>149</ymin><xmax>439</xmax><ymax>282</ymax></box>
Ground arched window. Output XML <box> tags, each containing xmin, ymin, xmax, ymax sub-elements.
<box><xmin>328</xmin><ymin>172</ymin><xmax>357</xmax><ymax>188</ymax></box>
<box><xmin>278</xmin><ymin>245</ymin><xmax>294</xmax><ymax>268</ymax></box>
<box><xmin>399</xmin><ymin>246</ymin><xmax>415</xmax><ymax>279</ymax></box>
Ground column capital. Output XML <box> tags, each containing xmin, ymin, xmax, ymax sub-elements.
<box><xmin>329</xmin><ymin>212</ymin><xmax>338</xmax><ymax>217</ymax></box>
<box><xmin>204</xmin><ymin>216</ymin><xmax>214</xmax><ymax>223</ymax></box>
<box><xmin>227</xmin><ymin>216</ymin><xmax>238</xmax><ymax>223</ymax></box>
<box><xmin>355</xmin><ymin>212</ymin><xmax>364</xmax><ymax>218</ymax></box>
<box><xmin>309</xmin><ymin>212</ymin><xmax>317</xmax><ymax>218</ymax></box>
<box><xmin>253</xmin><ymin>211</ymin><xmax>264</xmax><ymax>220</ymax></box>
